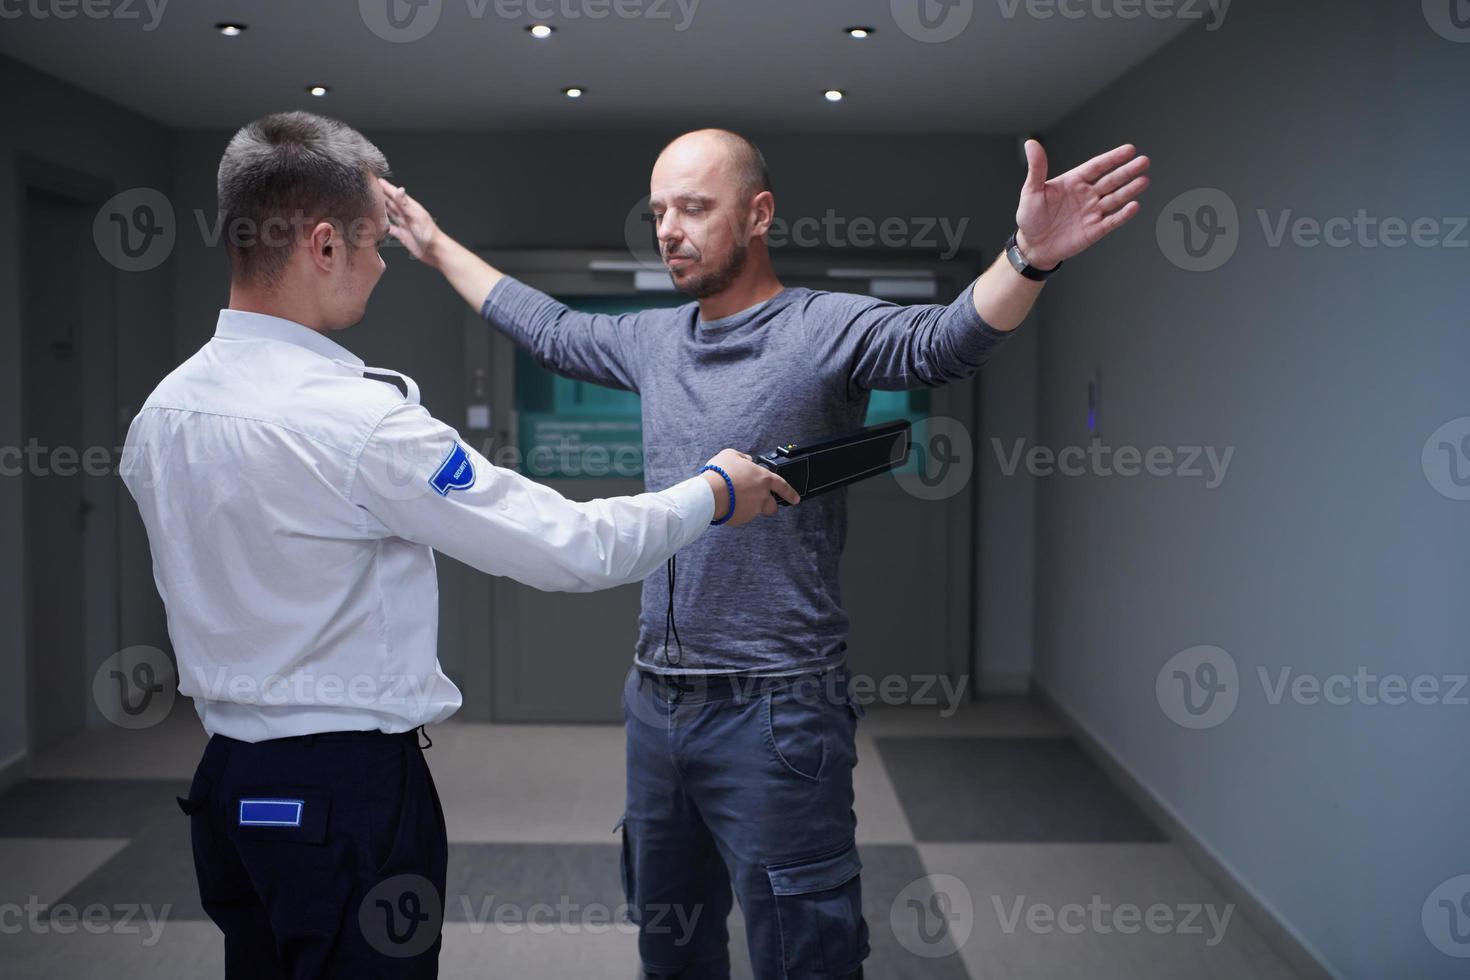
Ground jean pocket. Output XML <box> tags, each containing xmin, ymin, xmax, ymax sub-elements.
<box><xmin>765</xmin><ymin>841</ymin><xmax>868</xmax><ymax>977</ymax></box>
<box><xmin>762</xmin><ymin>689</ymin><xmax>827</xmax><ymax>783</ymax></box>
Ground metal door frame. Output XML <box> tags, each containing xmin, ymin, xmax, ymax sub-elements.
<box><xmin>16</xmin><ymin>157</ymin><xmax>121</xmax><ymax>759</ymax></box>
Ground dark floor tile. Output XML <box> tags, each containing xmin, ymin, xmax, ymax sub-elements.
<box><xmin>728</xmin><ymin>846</ymin><xmax>970</xmax><ymax>978</ymax></box>
<box><xmin>53</xmin><ymin>827</ymin><xmax>204</xmax><ymax>921</ymax></box>
<box><xmin>445</xmin><ymin>843</ymin><xmax>623</xmax><ymax>923</ymax></box>
<box><xmin>0</xmin><ymin>779</ymin><xmax>188</xmax><ymax>839</ymax></box>
<box><xmin>875</xmin><ymin>737</ymin><xmax>1165</xmax><ymax>843</ymax></box>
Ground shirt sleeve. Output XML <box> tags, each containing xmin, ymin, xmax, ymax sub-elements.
<box><xmin>349</xmin><ymin>402</ymin><xmax>714</xmax><ymax>592</ymax></box>
<box><xmin>481</xmin><ymin>276</ymin><xmax>649</xmax><ymax>393</ymax></box>
<box><xmin>809</xmin><ymin>281</ymin><xmax>1015</xmax><ymax>394</ymax></box>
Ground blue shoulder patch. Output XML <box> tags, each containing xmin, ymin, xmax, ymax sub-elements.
<box><xmin>429</xmin><ymin>443</ymin><xmax>476</xmax><ymax>496</ymax></box>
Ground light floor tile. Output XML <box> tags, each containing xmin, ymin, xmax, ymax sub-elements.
<box><xmin>854</xmin><ymin>729</ymin><xmax>915</xmax><ymax>844</ymax></box>
<box><xmin>440</xmin><ymin>921</ymin><xmax>642</xmax><ymax>978</ymax></box>
<box><xmin>0</xmin><ymin>920</ymin><xmax>220</xmax><ymax>980</ymax></box>
<box><xmin>30</xmin><ymin>709</ymin><xmax>205</xmax><ymax>782</ymax></box>
<box><xmin>917</xmin><ymin>843</ymin><xmax>1299</xmax><ymax>980</ymax></box>
<box><xmin>0</xmin><ymin>838</ymin><xmax>130</xmax><ymax>908</ymax></box>
<box><xmin>426</xmin><ymin>723</ymin><xmax>628</xmax><ymax>843</ymax></box>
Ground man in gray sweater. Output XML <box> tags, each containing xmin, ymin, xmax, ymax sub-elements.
<box><xmin>383</xmin><ymin>129</ymin><xmax>1149</xmax><ymax>978</ymax></box>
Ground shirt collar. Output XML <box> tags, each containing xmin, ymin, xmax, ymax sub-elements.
<box><xmin>214</xmin><ymin>309</ymin><xmax>364</xmax><ymax>368</ymax></box>
<box><xmin>695</xmin><ymin>287</ymin><xmax>793</xmax><ymax>335</ymax></box>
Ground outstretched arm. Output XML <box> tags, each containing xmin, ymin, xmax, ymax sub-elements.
<box><xmin>380</xmin><ymin>178</ymin><xmax>643</xmax><ymax>391</ymax></box>
<box><xmin>971</xmin><ymin>139</ymin><xmax>1151</xmax><ymax>331</ymax></box>
<box><xmin>352</xmin><ymin>405</ymin><xmax>800</xmax><ymax>593</ymax></box>
<box><xmin>837</xmin><ymin>140</ymin><xmax>1150</xmax><ymax>392</ymax></box>
<box><xmin>381</xmin><ymin>178</ymin><xmax>503</xmax><ymax>311</ymax></box>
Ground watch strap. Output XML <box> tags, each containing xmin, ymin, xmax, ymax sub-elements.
<box><xmin>1006</xmin><ymin>229</ymin><xmax>1062</xmax><ymax>281</ymax></box>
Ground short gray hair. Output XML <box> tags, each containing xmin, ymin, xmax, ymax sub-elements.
<box><xmin>716</xmin><ymin>129</ymin><xmax>771</xmax><ymax>201</ymax></box>
<box><xmin>217</xmin><ymin>111</ymin><xmax>390</xmax><ymax>285</ymax></box>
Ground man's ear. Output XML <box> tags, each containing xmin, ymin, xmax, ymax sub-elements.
<box><xmin>748</xmin><ymin>190</ymin><xmax>775</xmax><ymax>239</ymax></box>
<box><xmin>308</xmin><ymin>220</ymin><xmax>338</xmax><ymax>273</ymax></box>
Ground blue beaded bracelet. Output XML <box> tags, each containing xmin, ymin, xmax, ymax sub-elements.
<box><xmin>701</xmin><ymin>464</ymin><xmax>736</xmax><ymax>526</ymax></box>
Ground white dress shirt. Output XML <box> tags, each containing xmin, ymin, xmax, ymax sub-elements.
<box><xmin>120</xmin><ymin>309</ymin><xmax>715</xmax><ymax>742</ymax></box>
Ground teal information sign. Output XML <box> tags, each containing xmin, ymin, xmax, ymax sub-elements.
<box><xmin>518</xmin><ymin>413</ymin><xmax>644</xmax><ymax>479</ymax></box>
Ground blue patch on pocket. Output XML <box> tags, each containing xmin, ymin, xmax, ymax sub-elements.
<box><xmin>428</xmin><ymin>443</ymin><xmax>476</xmax><ymax>496</ymax></box>
<box><xmin>239</xmin><ymin>798</ymin><xmax>304</xmax><ymax>827</ymax></box>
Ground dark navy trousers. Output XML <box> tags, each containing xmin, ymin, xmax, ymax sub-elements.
<box><xmin>178</xmin><ymin>729</ymin><xmax>447</xmax><ymax>978</ymax></box>
<box><xmin>619</xmin><ymin>665</ymin><xmax>869</xmax><ymax>979</ymax></box>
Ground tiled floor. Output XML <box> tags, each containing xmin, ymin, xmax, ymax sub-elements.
<box><xmin>0</xmin><ymin>699</ymin><xmax>1300</xmax><ymax>979</ymax></box>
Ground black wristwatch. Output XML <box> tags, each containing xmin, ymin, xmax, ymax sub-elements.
<box><xmin>1005</xmin><ymin>229</ymin><xmax>1062</xmax><ymax>281</ymax></box>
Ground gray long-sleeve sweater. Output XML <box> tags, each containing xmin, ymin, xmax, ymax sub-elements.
<box><xmin>482</xmin><ymin>276</ymin><xmax>1012</xmax><ymax>675</ymax></box>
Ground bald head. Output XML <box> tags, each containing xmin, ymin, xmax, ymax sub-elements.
<box><xmin>648</xmin><ymin>128</ymin><xmax>777</xmax><ymax>301</ymax></box>
<box><xmin>657</xmin><ymin>128</ymin><xmax>770</xmax><ymax>202</ymax></box>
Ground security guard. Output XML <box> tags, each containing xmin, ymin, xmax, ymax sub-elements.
<box><xmin>119</xmin><ymin>112</ymin><xmax>796</xmax><ymax>978</ymax></box>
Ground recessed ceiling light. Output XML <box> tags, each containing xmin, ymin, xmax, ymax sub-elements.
<box><xmin>824</xmin><ymin>89</ymin><xmax>845</xmax><ymax>102</ymax></box>
<box><xmin>527</xmin><ymin>23</ymin><xmax>554</xmax><ymax>38</ymax></box>
<box><xmin>562</xmin><ymin>86</ymin><xmax>584</xmax><ymax>98</ymax></box>
<box><xmin>216</xmin><ymin>23</ymin><xmax>246</xmax><ymax>37</ymax></box>
<box><xmin>308</xmin><ymin>85</ymin><xmax>330</xmax><ymax>97</ymax></box>
<box><xmin>845</xmin><ymin>26</ymin><xmax>874</xmax><ymax>38</ymax></box>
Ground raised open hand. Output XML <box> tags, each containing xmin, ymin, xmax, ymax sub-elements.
<box><xmin>1014</xmin><ymin>140</ymin><xmax>1151</xmax><ymax>270</ymax></box>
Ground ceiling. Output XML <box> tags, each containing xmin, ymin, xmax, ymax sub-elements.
<box><xmin>0</xmin><ymin>0</ymin><xmax>1196</xmax><ymax>132</ymax></box>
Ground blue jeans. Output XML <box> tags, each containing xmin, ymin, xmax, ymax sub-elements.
<box><xmin>619</xmin><ymin>665</ymin><xmax>869</xmax><ymax>979</ymax></box>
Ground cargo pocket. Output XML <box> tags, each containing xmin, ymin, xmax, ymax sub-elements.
<box><xmin>615</xmin><ymin>815</ymin><xmax>641</xmax><ymax>925</ymax></box>
<box><xmin>765</xmin><ymin>841</ymin><xmax>868</xmax><ymax>978</ymax></box>
<box><xmin>228</xmin><ymin>786</ymin><xmax>331</xmax><ymax>844</ymax></box>
<box><xmin>227</xmin><ymin>786</ymin><xmax>337</xmax><ymax>934</ymax></box>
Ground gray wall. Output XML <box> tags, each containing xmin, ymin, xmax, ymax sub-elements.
<box><xmin>0</xmin><ymin>56</ymin><xmax>175</xmax><ymax>773</ymax></box>
<box><xmin>169</xmin><ymin>126</ymin><xmax>1038</xmax><ymax>690</ymax></box>
<box><xmin>1032</xmin><ymin>1</ymin><xmax>1468</xmax><ymax>976</ymax></box>
<box><xmin>979</xmin><ymin>297</ymin><xmax>1039</xmax><ymax>692</ymax></box>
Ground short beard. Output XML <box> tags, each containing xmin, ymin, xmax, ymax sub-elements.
<box><xmin>674</xmin><ymin>242</ymin><xmax>748</xmax><ymax>299</ymax></box>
